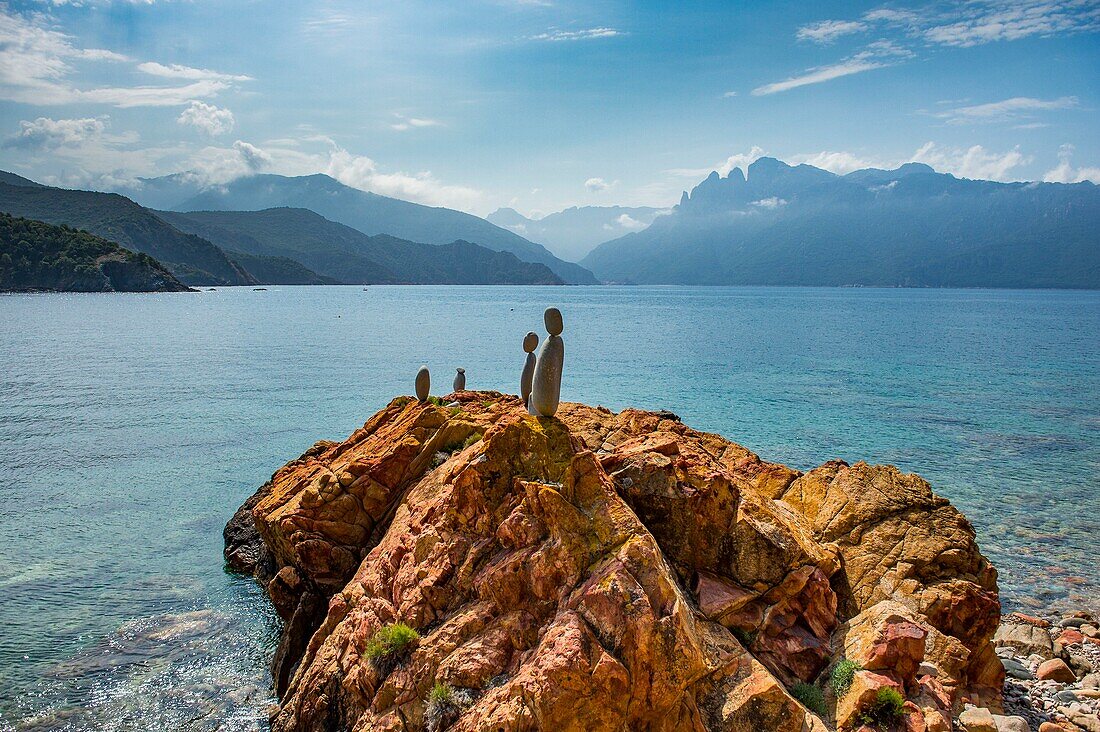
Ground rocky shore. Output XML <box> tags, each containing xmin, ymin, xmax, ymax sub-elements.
<box><xmin>994</xmin><ymin>611</ymin><xmax>1100</xmax><ymax>731</ymax></box>
<box><xmin>224</xmin><ymin>391</ymin><xmax>1090</xmax><ymax>731</ymax></box>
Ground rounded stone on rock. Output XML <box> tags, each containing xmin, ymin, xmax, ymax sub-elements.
<box><xmin>523</xmin><ymin>331</ymin><xmax>539</xmax><ymax>353</ymax></box>
<box><xmin>544</xmin><ymin>307</ymin><xmax>563</xmax><ymax>336</ymax></box>
<box><xmin>453</xmin><ymin>368</ymin><xmax>466</xmax><ymax>392</ymax></box>
<box><xmin>415</xmin><ymin>365</ymin><xmax>430</xmax><ymax>402</ymax></box>
<box><xmin>1037</xmin><ymin>658</ymin><xmax>1076</xmax><ymax>683</ymax></box>
<box><xmin>990</xmin><ymin>716</ymin><xmax>1030</xmax><ymax>732</ymax></box>
<box><xmin>958</xmin><ymin>706</ymin><xmax>997</xmax><ymax>732</ymax></box>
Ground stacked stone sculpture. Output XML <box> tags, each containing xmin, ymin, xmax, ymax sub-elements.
<box><xmin>453</xmin><ymin>368</ymin><xmax>466</xmax><ymax>392</ymax></box>
<box><xmin>520</xmin><ymin>332</ymin><xmax>539</xmax><ymax>407</ymax></box>
<box><xmin>528</xmin><ymin>308</ymin><xmax>564</xmax><ymax>417</ymax></box>
<box><xmin>415</xmin><ymin>365</ymin><xmax>430</xmax><ymax>402</ymax></box>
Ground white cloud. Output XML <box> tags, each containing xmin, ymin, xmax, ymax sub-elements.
<box><xmin>788</xmin><ymin>150</ymin><xmax>879</xmax><ymax>174</ymax></box>
<box><xmin>936</xmin><ymin>96</ymin><xmax>1078</xmax><ymax>124</ymax></box>
<box><xmin>0</xmin><ymin>7</ymin><xmax>120</xmax><ymax>103</ymax></box>
<box><xmin>4</xmin><ymin>116</ymin><xmax>106</xmax><ymax>150</ymax></box>
<box><xmin>863</xmin><ymin>8</ymin><xmax>919</xmax><ymax>23</ymax></box>
<box><xmin>390</xmin><ymin>114</ymin><xmax>442</xmax><ymax>131</ymax></box>
<box><xmin>753</xmin><ymin>58</ymin><xmax>884</xmax><ymax>95</ymax></box>
<box><xmin>921</xmin><ymin>0</ymin><xmax>1100</xmax><ymax>47</ymax></box>
<box><xmin>584</xmin><ymin>177</ymin><xmax>614</xmax><ymax>192</ymax></box>
<box><xmin>83</xmin><ymin>133</ymin><xmax>485</xmax><ymax>211</ymax></box>
<box><xmin>78</xmin><ymin>80</ymin><xmax>232</xmax><ymax>107</ymax></box>
<box><xmin>232</xmin><ymin>140</ymin><xmax>272</xmax><ymax>170</ymax></box>
<box><xmin>29</xmin><ymin>139</ymin><xmax>184</xmax><ymax>192</ymax></box>
<box><xmin>796</xmin><ymin>19</ymin><xmax>867</xmax><ymax>43</ymax></box>
<box><xmin>186</xmin><ymin>139</ymin><xmax>272</xmax><ymax>184</ymax></box>
<box><xmin>752</xmin><ymin>41</ymin><xmax>911</xmax><ymax>96</ymax></box>
<box><xmin>1043</xmin><ymin>144</ymin><xmax>1100</xmax><ymax>184</ymax></box>
<box><xmin>751</xmin><ymin>197</ymin><xmax>788</xmax><ymax>209</ymax></box>
<box><xmin>530</xmin><ymin>27</ymin><xmax>622</xmax><ymax>41</ymax></box>
<box><xmin>177</xmin><ymin>101</ymin><xmax>235</xmax><ymax>135</ymax></box>
<box><xmin>719</xmin><ymin>146</ymin><xmax>767</xmax><ymax>176</ymax></box>
<box><xmin>773</xmin><ymin>1</ymin><xmax>1100</xmax><ymax>93</ymax></box>
<box><xmin>722</xmin><ymin>91</ymin><xmax>738</xmax><ymax>98</ymax></box>
<box><xmin>817</xmin><ymin>1</ymin><xmax>1100</xmax><ymax>50</ymax></box>
<box><xmin>615</xmin><ymin>213</ymin><xmax>648</xmax><ymax>231</ymax></box>
<box><xmin>666</xmin><ymin>146</ymin><xmax>766</xmax><ymax>179</ymax></box>
<box><xmin>910</xmin><ymin>141</ymin><xmax>1030</xmax><ymax>181</ymax></box>
<box><xmin>0</xmin><ymin>7</ymin><xmax>246</xmax><ymax>107</ymax></box>
<box><xmin>137</xmin><ymin>62</ymin><xmax>252</xmax><ymax>82</ymax></box>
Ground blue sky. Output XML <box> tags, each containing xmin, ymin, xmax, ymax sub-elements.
<box><xmin>0</xmin><ymin>0</ymin><xmax>1097</xmax><ymax>215</ymax></box>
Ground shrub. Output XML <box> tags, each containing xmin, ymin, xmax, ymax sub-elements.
<box><xmin>857</xmin><ymin>687</ymin><xmax>906</xmax><ymax>730</ymax></box>
<box><xmin>428</xmin><ymin>681</ymin><xmax>454</xmax><ymax>706</ymax></box>
<box><xmin>427</xmin><ymin>396</ymin><xmax>446</xmax><ymax>407</ymax></box>
<box><xmin>365</xmin><ymin>622</ymin><xmax>419</xmax><ymax>676</ymax></box>
<box><xmin>426</xmin><ymin>682</ymin><xmax>471</xmax><ymax>732</ymax></box>
<box><xmin>790</xmin><ymin>682</ymin><xmax>826</xmax><ymax>716</ymax></box>
<box><xmin>831</xmin><ymin>658</ymin><xmax>862</xmax><ymax>698</ymax></box>
<box><xmin>461</xmin><ymin>432</ymin><xmax>483</xmax><ymax>449</ymax></box>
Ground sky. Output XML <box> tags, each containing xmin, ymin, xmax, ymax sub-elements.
<box><xmin>0</xmin><ymin>0</ymin><xmax>1097</xmax><ymax>217</ymax></box>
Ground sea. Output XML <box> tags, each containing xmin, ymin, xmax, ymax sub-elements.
<box><xmin>1</xmin><ymin>285</ymin><xmax>1097</xmax><ymax>730</ymax></box>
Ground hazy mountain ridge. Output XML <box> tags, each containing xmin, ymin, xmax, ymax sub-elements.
<box><xmin>161</xmin><ymin>208</ymin><xmax>564</xmax><ymax>285</ymax></box>
<box><xmin>0</xmin><ymin>172</ymin><xmax>568</xmax><ymax>287</ymax></box>
<box><xmin>221</xmin><ymin>250</ymin><xmax>339</xmax><ymax>286</ymax></box>
<box><xmin>0</xmin><ymin>176</ymin><xmax>254</xmax><ymax>286</ymax></box>
<box><xmin>127</xmin><ymin>173</ymin><xmax>597</xmax><ymax>284</ymax></box>
<box><xmin>0</xmin><ymin>212</ymin><xmax>191</xmax><ymax>292</ymax></box>
<box><xmin>487</xmin><ymin>205</ymin><xmax>666</xmax><ymax>262</ymax></box>
<box><xmin>581</xmin><ymin>158</ymin><xmax>1100</xmax><ymax>288</ymax></box>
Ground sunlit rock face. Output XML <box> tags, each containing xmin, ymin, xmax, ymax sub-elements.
<box><xmin>225</xmin><ymin>391</ymin><xmax>1002</xmax><ymax>731</ymax></box>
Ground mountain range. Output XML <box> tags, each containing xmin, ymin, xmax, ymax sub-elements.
<box><xmin>4</xmin><ymin>159</ymin><xmax>1097</xmax><ymax>291</ymax></box>
<box><xmin>487</xmin><ymin>205</ymin><xmax>666</xmax><ymax>262</ymax></box>
<box><xmin>0</xmin><ymin>212</ymin><xmax>191</xmax><ymax>293</ymax></box>
<box><xmin>158</xmin><ymin>208</ymin><xmax>562</xmax><ymax>285</ymax></box>
<box><xmin>0</xmin><ymin>174</ymin><xmax>253</xmax><ymax>285</ymax></box>
<box><xmin>582</xmin><ymin>158</ymin><xmax>1100</xmax><ymax>289</ymax></box>
<box><xmin>0</xmin><ymin>172</ymin><xmax>571</xmax><ymax>287</ymax></box>
<box><xmin>123</xmin><ymin>173</ymin><xmax>596</xmax><ymax>284</ymax></box>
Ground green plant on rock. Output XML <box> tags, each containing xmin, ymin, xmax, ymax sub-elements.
<box><xmin>461</xmin><ymin>432</ymin><xmax>483</xmax><ymax>449</ymax></box>
<box><xmin>428</xmin><ymin>681</ymin><xmax>454</xmax><ymax>707</ymax></box>
<box><xmin>427</xmin><ymin>396</ymin><xmax>446</xmax><ymax>407</ymax></box>
<box><xmin>426</xmin><ymin>681</ymin><xmax>469</xmax><ymax>732</ymax></box>
<box><xmin>365</xmin><ymin>622</ymin><xmax>419</xmax><ymax>676</ymax></box>
<box><xmin>831</xmin><ymin>658</ymin><xmax>862</xmax><ymax>698</ymax></box>
<box><xmin>790</xmin><ymin>682</ymin><xmax>826</xmax><ymax>716</ymax></box>
<box><xmin>857</xmin><ymin>687</ymin><xmax>906</xmax><ymax>730</ymax></box>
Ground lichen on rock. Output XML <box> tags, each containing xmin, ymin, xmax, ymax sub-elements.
<box><xmin>225</xmin><ymin>391</ymin><xmax>1003</xmax><ymax>731</ymax></box>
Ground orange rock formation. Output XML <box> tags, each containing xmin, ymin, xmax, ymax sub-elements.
<box><xmin>224</xmin><ymin>391</ymin><xmax>1003</xmax><ymax>731</ymax></box>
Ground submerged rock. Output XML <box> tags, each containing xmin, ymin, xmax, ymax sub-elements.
<box><xmin>225</xmin><ymin>391</ymin><xmax>1003</xmax><ymax>731</ymax></box>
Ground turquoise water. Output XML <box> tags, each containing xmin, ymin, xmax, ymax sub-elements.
<box><xmin>0</xmin><ymin>285</ymin><xmax>1097</xmax><ymax>729</ymax></box>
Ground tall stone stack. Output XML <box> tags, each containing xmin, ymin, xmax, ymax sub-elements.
<box><xmin>520</xmin><ymin>331</ymin><xmax>539</xmax><ymax>408</ymax></box>
<box><xmin>528</xmin><ymin>308</ymin><xmax>564</xmax><ymax>417</ymax></box>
